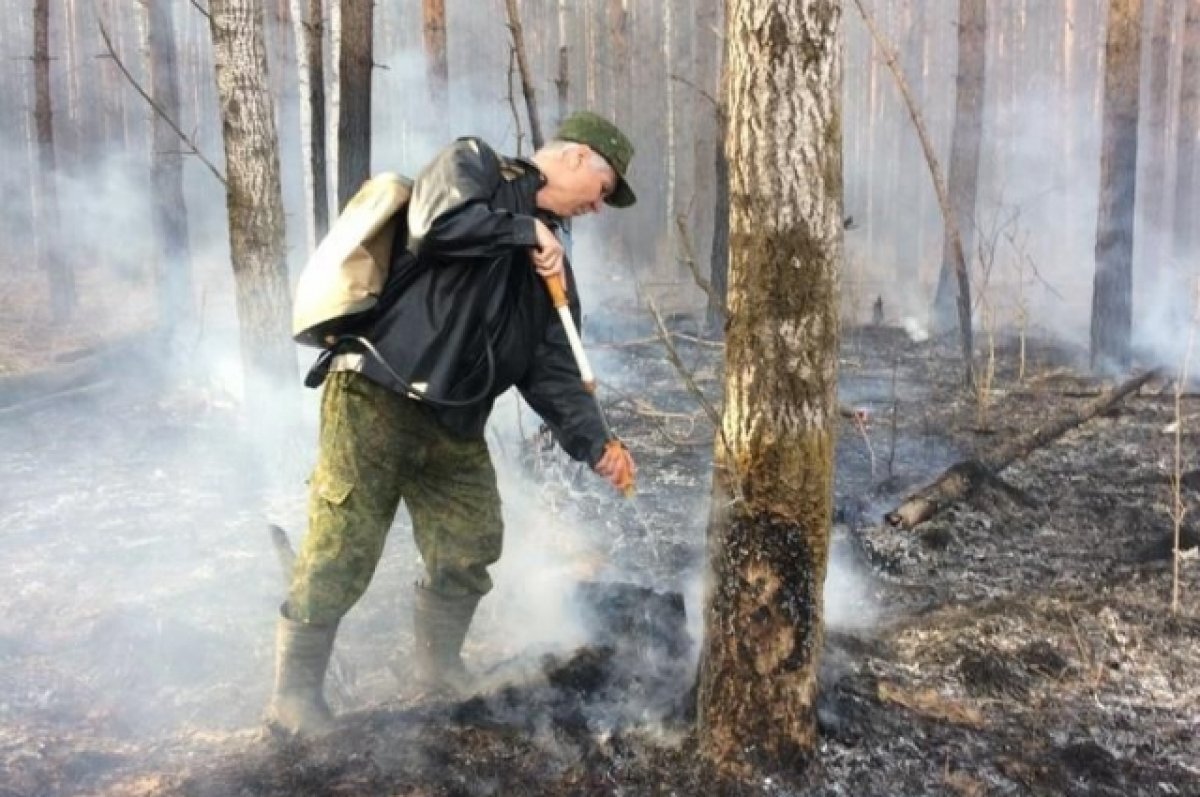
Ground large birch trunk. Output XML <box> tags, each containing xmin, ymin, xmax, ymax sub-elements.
<box><xmin>209</xmin><ymin>0</ymin><xmax>297</xmax><ymax>434</ymax></box>
<box><xmin>697</xmin><ymin>0</ymin><xmax>842</xmax><ymax>778</ymax></box>
<box><xmin>1090</xmin><ymin>0</ymin><xmax>1144</xmax><ymax>372</ymax></box>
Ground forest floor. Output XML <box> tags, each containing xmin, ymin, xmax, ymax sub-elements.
<box><xmin>1</xmin><ymin>313</ymin><xmax>1198</xmax><ymax>797</ymax></box>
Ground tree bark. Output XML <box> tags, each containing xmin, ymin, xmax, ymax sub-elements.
<box><xmin>932</xmin><ymin>0</ymin><xmax>986</xmax><ymax>337</ymax></box>
<box><xmin>290</xmin><ymin>0</ymin><xmax>329</xmax><ymax>250</ymax></box>
<box><xmin>1090</xmin><ymin>0</ymin><xmax>1144</xmax><ymax>372</ymax></box>
<box><xmin>142</xmin><ymin>0</ymin><xmax>193</xmax><ymax>336</ymax></box>
<box><xmin>697</xmin><ymin>0</ymin><xmax>842</xmax><ymax>777</ymax></box>
<box><xmin>333</xmin><ymin>0</ymin><xmax>372</xmax><ymax>212</ymax></box>
<box><xmin>885</xmin><ymin>369</ymin><xmax>1159</xmax><ymax>529</ymax></box>
<box><xmin>422</xmin><ymin>0</ymin><xmax>448</xmax><ymax>109</ymax></box>
<box><xmin>706</xmin><ymin>81</ymin><xmax>729</xmax><ymax>335</ymax></box>
<box><xmin>555</xmin><ymin>0</ymin><xmax>569</xmax><ymax>128</ymax></box>
<box><xmin>607</xmin><ymin>0</ymin><xmax>630</xmax><ymax>126</ymax></box>
<box><xmin>33</xmin><ymin>0</ymin><xmax>75</xmax><ymax>322</ymax></box>
<box><xmin>1136</xmin><ymin>0</ymin><xmax>1174</xmax><ymax>283</ymax></box>
<box><xmin>1170</xmin><ymin>0</ymin><xmax>1200</xmax><ymax>324</ymax></box>
<box><xmin>208</xmin><ymin>0</ymin><xmax>297</xmax><ymax>432</ymax></box>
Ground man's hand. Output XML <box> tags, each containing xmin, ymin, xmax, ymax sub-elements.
<box><xmin>593</xmin><ymin>440</ymin><xmax>636</xmax><ymax>495</ymax></box>
<box><xmin>532</xmin><ymin>219</ymin><xmax>565</xmax><ymax>282</ymax></box>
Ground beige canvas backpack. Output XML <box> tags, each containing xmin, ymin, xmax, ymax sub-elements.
<box><xmin>292</xmin><ymin>172</ymin><xmax>413</xmax><ymax>348</ymax></box>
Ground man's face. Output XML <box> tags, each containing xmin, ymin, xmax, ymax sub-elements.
<box><xmin>540</xmin><ymin>145</ymin><xmax>617</xmax><ymax>218</ymax></box>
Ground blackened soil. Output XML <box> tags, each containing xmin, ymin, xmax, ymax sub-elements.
<box><xmin>2</xmin><ymin>324</ymin><xmax>1198</xmax><ymax>796</ymax></box>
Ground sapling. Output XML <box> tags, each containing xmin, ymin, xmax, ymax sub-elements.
<box><xmin>1171</xmin><ymin>279</ymin><xmax>1199</xmax><ymax>615</ymax></box>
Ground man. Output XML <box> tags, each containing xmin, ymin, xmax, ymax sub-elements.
<box><xmin>268</xmin><ymin>111</ymin><xmax>638</xmax><ymax>734</ymax></box>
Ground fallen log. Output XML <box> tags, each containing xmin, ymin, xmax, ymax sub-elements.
<box><xmin>885</xmin><ymin>369</ymin><xmax>1159</xmax><ymax>529</ymax></box>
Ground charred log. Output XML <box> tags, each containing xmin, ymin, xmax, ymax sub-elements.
<box><xmin>886</xmin><ymin>369</ymin><xmax>1159</xmax><ymax>528</ymax></box>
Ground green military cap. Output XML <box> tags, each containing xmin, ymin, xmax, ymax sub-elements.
<box><xmin>555</xmin><ymin>111</ymin><xmax>637</xmax><ymax>208</ymax></box>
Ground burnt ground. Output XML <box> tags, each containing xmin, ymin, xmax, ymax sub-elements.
<box><xmin>1</xmin><ymin>319</ymin><xmax>1198</xmax><ymax>797</ymax></box>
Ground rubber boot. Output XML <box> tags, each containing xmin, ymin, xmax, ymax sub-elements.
<box><xmin>266</xmin><ymin>608</ymin><xmax>337</xmax><ymax>735</ymax></box>
<box><xmin>412</xmin><ymin>584</ymin><xmax>481</xmax><ymax>698</ymax></box>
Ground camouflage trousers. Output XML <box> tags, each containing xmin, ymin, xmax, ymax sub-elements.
<box><xmin>286</xmin><ymin>372</ymin><xmax>503</xmax><ymax>625</ymax></box>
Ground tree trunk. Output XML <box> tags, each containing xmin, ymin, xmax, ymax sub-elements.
<box><xmin>290</xmin><ymin>0</ymin><xmax>329</xmax><ymax>250</ymax></box>
<box><xmin>1170</xmin><ymin>0</ymin><xmax>1200</xmax><ymax>324</ymax></box>
<box><xmin>697</xmin><ymin>0</ymin><xmax>842</xmax><ymax>778</ymax></box>
<box><xmin>932</xmin><ymin>0</ymin><xmax>985</xmax><ymax>335</ymax></box>
<box><xmin>607</xmin><ymin>0</ymin><xmax>630</xmax><ymax>126</ymax></box>
<box><xmin>143</xmin><ymin>0</ymin><xmax>193</xmax><ymax>336</ymax></box>
<box><xmin>422</xmin><ymin>0</ymin><xmax>448</xmax><ymax>109</ymax></box>
<box><xmin>1136</xmin><ymin>0</ymin><xmax>1174</xmax><ymax>283</ymax></box>
<box><xmin>1091</xmin><ymin>0</ymin><xmax>1144</xmax><ymax>372</ymax></box>
<box><xmin>555</xmin><ymin>0</ymin><xmax>569</xmax><ymax>128</ymax></box>
<box><xmin>333</xmin><ymin>0</ymin><xmax>372</xmax><ymax>212</ymax></box>
<box><xmin>33</xmin><ymin>0</ymin><xmax>75</xmax><ymax>322</ymax></box>
<box><xmin>706</xmin><ymin>83</ymin><xmax>729</xmax><ymax>335</ymax></box>
<box><xmin>208</xmin><ymin>0</ymin><xmax>297</xmax><ymax>434</ymax></box>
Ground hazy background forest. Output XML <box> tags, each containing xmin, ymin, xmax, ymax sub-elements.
<box><xmin>2</xmin><ymin>0</ymin><xmax>1195</xmax><ymax>385</ymax></box>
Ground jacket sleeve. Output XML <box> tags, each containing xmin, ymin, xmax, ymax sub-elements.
<box><xmin>407</xmin><ymin>138</ymin><xmax>539</xmax><ymax>260</ymax></box>
<box><xmin>516</xmin><ymin>292</ymin><xmax>609</xmax><ymax>467</ymax></box>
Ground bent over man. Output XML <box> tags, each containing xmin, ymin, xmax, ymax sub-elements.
<box><xmin>268</xmin><ymin>111</ymin><xmax>638</xmax><ymax>734</ymax></box>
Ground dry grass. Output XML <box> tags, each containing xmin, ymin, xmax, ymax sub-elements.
<box><xmin>0</xmin><ymin>267</ymin><xmax>158</xmax><ymax>375</ymax></box>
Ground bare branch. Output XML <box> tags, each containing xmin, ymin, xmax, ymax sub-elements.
<box><xmin>674</xmin><ymin>215</ymin><xmax>720</xmax><ymax>311</ymax></box>
<box><xmin>503</xmin><ymin>0</ymin><xmax>544</xmax><ymax>150</ymax></box>
<box><xmin>644</xmin><ymin>295</ymin><xmax>745</xmax><ymax>505</ymax></box>
<box><xmin>96</xmin><ymin>16</ymin><xmax>225</xmax><ymax>185</ymax></box>
<box><xmin>669</xmin><ymin>72</ymin><xmax>719</xmax><ymax>110</ymax></box>
<box><xmin>186</xmin><ymin>0</ymin><xmax>210</xmax><ymax>20</ymax></box>
<box><xmin>850</xmin><ymin>0</ymin><xmax>975</xmax><ymax>391</ymax></box>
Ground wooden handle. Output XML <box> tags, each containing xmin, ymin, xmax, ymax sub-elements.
<box><xmin>543</xmin><ymin>274</ymin><xmax>568</xmax><ymax>309</ymax></box>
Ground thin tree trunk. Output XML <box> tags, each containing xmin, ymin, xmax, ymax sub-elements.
<box><xmin>1137</xmin><ymin>0</ymin><xmax>1173</xmax><ymax>283</ymax></box>
<box><xmin>1091</xmin><ymin>0</ymin><xmax>1144</xmax><ymax>372</ymax></box>
<box><xmin>932</xmin><ymin>0</ymin><xmax>986</xmax><ymax>335</ymax></box>
<box><xmin>422</xmin><ymin>0</ymin><xmax>448</xmax><ymax>109</ymax></box>
<box><xmin>333</xmin><ymin>0</ymin><xmax>372</xmax><ymax>212</ymax></box>
<box><xmin>290</xmin><ymin>0</ymin><xmax>329</xmax><ymax>250</ymax></box>
<box><xmin>663</xmin><ymin>0</ymin><xmax>676</xmax><ymax>232</ymax></box>
<box><xmin>706</xmin><ymin>66</ymin><xmax>729</xmax><ymax>335</ymax></box>
<box><xmin>33</xmin><ymin>0</ymin><xmax>75</xmax><ymax>322</ymax></box>
<box><xmin>853</xmin><ymin>0</ymin><xmax>976</xmax><ymax>390</ymax></box>
<box><xmin>607</xmin><ymin>0</ymin><xmax>630</xmax><ymax>126</ymax></box>
<box><xmin>697</xmin><ymin>0</ymin><xmax>842</xmax><ymax>777</ymax></box>
<box><xmin>208</xmin><ymin>0</ymin><xmax>297</xmax><ymax>437</ymax></box>
<box><xmin>555</xmin><ymin>0</ymin><xmax>569</xmax><ymax>127</ymax></box>
<box><xmin>1170</xmin><ymin>0</ymin><xmax>1200</xmax><ymax>327</ymax></box>
<box><xmin>143</xmin><ymin>0</ymin><xmax>193</xmax><ymax>336</ymax></box>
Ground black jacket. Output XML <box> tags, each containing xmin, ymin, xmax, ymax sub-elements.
<box><xmin>356</xmin><ymin>137</ymin><xmax>608</xmax><ymax>465</ymax></box>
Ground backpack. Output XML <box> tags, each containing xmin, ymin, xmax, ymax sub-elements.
<box><xmin>292</xmin><ymin>172</ymin><xmax>413</xmax><ymax>348</ymax></box>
